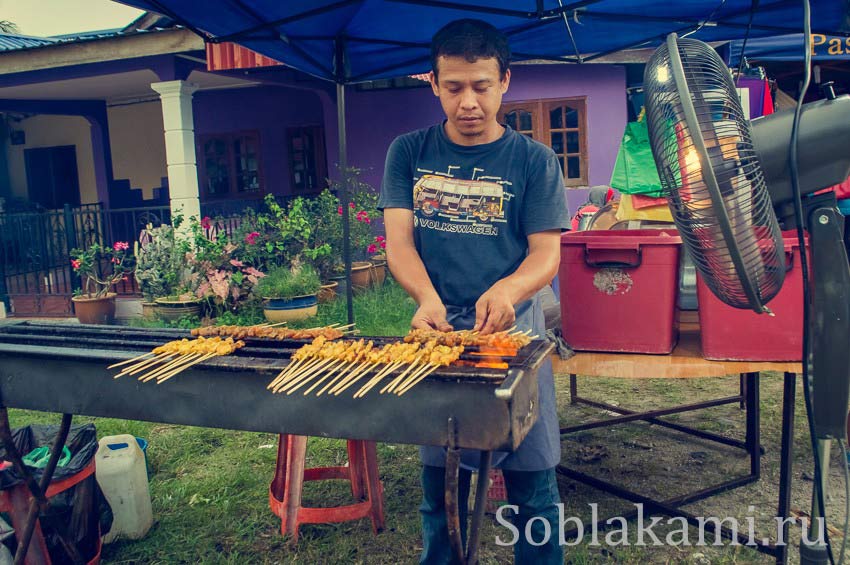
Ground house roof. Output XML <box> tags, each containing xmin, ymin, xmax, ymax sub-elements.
<box><xmin>0</xmin><ymin>33</ymin><xmax>58</xmax><ymax>52</ymax></box>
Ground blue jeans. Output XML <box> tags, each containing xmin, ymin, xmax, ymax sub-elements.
<box><xmin>419</xmin><ymin>465</ymin><xmax>563</xmax><ymax>564</ymax></box>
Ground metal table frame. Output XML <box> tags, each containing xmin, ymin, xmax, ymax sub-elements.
<box><xmin>555</xmin><ymin>333</ymin><xmax>800</xmax><ymax>564</ymax></box>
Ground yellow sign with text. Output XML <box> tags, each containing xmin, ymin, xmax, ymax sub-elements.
<box><xmin>811</xmin><ymin>34</ymin><xmax>850</xmax><ymax>56</ymax></box>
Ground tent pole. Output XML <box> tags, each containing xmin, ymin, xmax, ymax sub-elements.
<box><xmin>337</xmin><ymin>81</ymin><xmax>355</xmax><ymax>325</ymax></box>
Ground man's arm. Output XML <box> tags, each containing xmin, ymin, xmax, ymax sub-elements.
<box><xmin>474</xmin><ymin>229</ymin><xmax>561</xmax><ymax>334</ymax></box>
<box><xmin>384</xmin><ymin>208</ymin><xmax>453</xmax><ymax>331</ymax></box>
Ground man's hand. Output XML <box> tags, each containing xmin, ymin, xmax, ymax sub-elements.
<box><xmin>412</xmin><ymin>299</ymin><xmax>454</xmax><ymax>331</ymax></box>
<box><xmin>473</xmin><ymin>282</ymin><xmax>516</xmax><ymax>335</ymax></box>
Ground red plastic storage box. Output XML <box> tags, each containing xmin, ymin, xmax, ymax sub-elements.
<box><xmin>559</xmin><ymin>230</ymin><xmax>682</xmax><ymax>354</ymax></box>
<box><xmin>697</xmin><ymin>231</ymin><xmax>806</xmax><ymax>361</ymax></box>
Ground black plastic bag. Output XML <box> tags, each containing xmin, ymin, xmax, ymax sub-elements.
<box><xmin>0</xmin><ymin>424</ymin><xmax>112</xmax><ymax>563</ymax></box>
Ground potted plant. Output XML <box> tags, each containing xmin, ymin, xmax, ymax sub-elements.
<box><xmin>135</xmin><ymin>225</ymin><xmax>177</xmax><ymax>319</ymax></box>
<box><xmin>307</xmin><ymin>170</ymin><xmax>380</xmax><ymax>293</ymax></box>
<box><xmin>70</xmin><ymin>241</ymin><xmax>134</xmax><ymax>325</ymax></box>
<box><xmin>255</xmin><ymin>261</ymin><xmax>322</xmax><ymax>323</ymax></box>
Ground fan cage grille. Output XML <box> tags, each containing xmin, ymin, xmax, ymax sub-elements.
<box><xmin>644</xmin><ymin>37</ymin><xmax>785</xmax><ymax>310</ymax></box>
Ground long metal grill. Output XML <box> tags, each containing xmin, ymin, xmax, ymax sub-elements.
<box><xmin>0</xmin><ymin>321</ymin><xmax>552</xmax><ymax>452</ymax></box>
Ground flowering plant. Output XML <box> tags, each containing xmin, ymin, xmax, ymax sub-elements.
<box><xmin>189</xmin><ymin>241</ymin><xmax>265</xmax><ymax>316</ymax></box>
<box><xmin>367</xmin><ymin>235</ymin><xmax>386</xmax><ymax>256</ymax></box>
<box><xmin>70</xmin><ymin>242</ymin><xmax>135</xmax><ymax>299</ymax></box>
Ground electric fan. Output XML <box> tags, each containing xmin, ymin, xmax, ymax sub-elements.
<box><xmin>644</xmin><ymin>35</ymin><xmax>786</xmax><ymax>314</ymax></box>
<box><xmin>644</xmin><ymin>32</ymin><xmax>850</xmax><ymax>564</ymax></box>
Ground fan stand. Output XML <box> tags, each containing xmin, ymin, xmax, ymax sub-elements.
<box><xmin>789</xmin><ymin>191</ymin><xmax>850</xmax><ymax>565</ymax></box>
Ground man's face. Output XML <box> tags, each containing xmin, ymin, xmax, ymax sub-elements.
<box><xmin>430</xmin><ymin>56</ymin><xmax>510</xmax><ymax>144</ymax></box>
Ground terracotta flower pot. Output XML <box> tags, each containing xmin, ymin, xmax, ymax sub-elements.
<box><xmin>318</xmin><ymin>281</ymin><xmax>339</xmax><ymax>304</ymax></box>
<box><xmin>369</xmin><ymin>263</ymin><xmax>386</xmax><ymax>287</ymax></box>
<box><xmin>351</xmin><ymin>261</ymin><xmax>372</xmax><ymax>293</ymax></box>
<box><xmin>263</xmin><ymin>295</ymin><xmax>319</xmax><ymax>323</ymax></box>
<box><xmin>72</xmin><ymin>293</ymin><xmax>117</xmax><ymax>325</ymax></box>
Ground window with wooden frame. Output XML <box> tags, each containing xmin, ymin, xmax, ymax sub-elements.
<box><xmin>198</xmin><ymin>131</ymin><xmax>263</xmax><ymax>200</ymax></box>
<box><xmin>287</xmin><ymin>126</ymin><xmax>327</xmax><ymax>194</ymax></box>
<box><xmin>498</xmin><ymin>98</ymin><xmax>588</xmax><ymax>187</ymax></box>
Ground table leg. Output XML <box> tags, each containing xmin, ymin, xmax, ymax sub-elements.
<box><xmin>466</xmin><ymin>451</ymin><xmax>492</xmax><ymax>565</ymax></box>
<box><xmin>569</xmin><ymin>374</ymin><xmax>577</xmax><ymax>405</ymax></box>
<box><xmin>740</xmin><ymin>374</ymin><xmax>747</xmax><ymax>410</ymax></box>
<box><xmin>745</xmin><ymin>372</ymin><xmax>761</xmax><ymax>479</ymax></box>
<box><xmin>775</xmin><ymin>372</ymin><xmax>796</xmax><ymax>565</ymax></box>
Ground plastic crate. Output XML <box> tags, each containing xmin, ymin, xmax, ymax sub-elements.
<box><xmin>697</xmin><ymin>231</ymin><xmax>806</xmax><ymax>361</ymax></box>
<box><xmin>559</xmin><ymin>230</ymin><xmax>682</xmax><ymax>354</ymax></box>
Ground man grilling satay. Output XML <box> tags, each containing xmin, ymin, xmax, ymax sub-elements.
<box><xmin>379</xmin><ymin>19</ymin><xmax>568</xmax><ymax>565</ymax></box>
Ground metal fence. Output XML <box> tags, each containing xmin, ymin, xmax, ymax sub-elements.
<box><xmin>0</xmin><ymin>201</ymin><xmax>256</xmax><ymax>316</ymax></box>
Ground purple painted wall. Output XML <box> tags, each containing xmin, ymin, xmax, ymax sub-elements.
<box><xmin>193</xmin><ymin>85</ymin><xmax>325</xmax><ymax>196</ymax></box>
<box><xmin>342</xmin><ymin>64</ymin><xmax>627</xmax><ymax>214</ymax></box>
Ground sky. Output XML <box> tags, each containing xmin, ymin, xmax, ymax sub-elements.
<box><xmin>1</xmin><ymin>0</ymin><xmax>143</xmax><ymax>37</ymax></box>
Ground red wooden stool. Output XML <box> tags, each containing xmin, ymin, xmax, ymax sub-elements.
<box><xmin>268</xmin><ymin>434</ymin><xmax>384</xmax><ymax>541</ymax></box>
<box><xmin>0</xmin><ymin>458</ymin><xmax>101</xmax><ymax>565</ymax></box>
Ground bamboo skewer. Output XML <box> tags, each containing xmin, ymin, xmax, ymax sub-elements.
<box><xmin>272</xmin><ymin>357</ymin><xmax>321</xmax><ymax>391</ymax></box>
<box><xmin>268</xmin><ymin>357</ymin><xmax>307</xmax><ymax>390</ymax></box>
<box><xmin>157</xmin><ymin>352</ymin><xmax>217</xmax><ymax>383</ymax></box>
<box><xmin>395</xmin><ymin>362</ymin><xmax>435</xmax><ymax>393</ymax></box>
<box><xmin>114</xmin><ymin>353</ymin><xmax>167</xmax><ymax>378</ymax></box>
<box><xmin>352</xmin><ymin>362</ymin><xmax>402</xmax><ymax>398</ymax></box>
<box><xmin>284</xmin><ymin>358</ymin><xmax>340</xmax><ymax>395</ymax></box>
<box><xmin>108</xmin><ymin>352</ymin><xmax>153</xmax><ymax>370</ymax></box>
<box><xmin>330</xmin><ymin>362</ymin><xmax>374</xmax><ymax>394</ymax></box>
<box><xmin>316</xmin><ymin>361</ymin><xmax>360</xmax><ymax>396</ymax></box>
<box><xmin>142</xmin><ymin>354</ymin><xmax>200</xmax><ymax>382</ymax></box>
<box><xmin>381</xmin><ymin>361</ymin><xmax>421</xmax><ymax>394</ymax></box>
<box><xmin>397</xmin><ymin>364</ymin><xmax>441</xmax><ymax>395</ymax></box>
<box><xmin>126</xmin><ymin>354</ymin><xmax>174</xmax><ymax>376</ymax></box>
<box><xmin>275</xmin><ymin>357</ymin><xmax>334</xmax><ymax>394</ymax></box>
<box><xmin>329</xmin><ymin>362</ymin><xmax>378</xmax><ymax>395</ymax></box>
<box><xmin>304</xmin><ymin>360</ymin><xmax>350</xmax><ymax>396</ymax></box>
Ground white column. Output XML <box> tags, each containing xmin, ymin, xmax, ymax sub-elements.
<box><xmin>151</xmin><ymin>80</ymin><xmax>201</xmax><ymax>225</ymax></box>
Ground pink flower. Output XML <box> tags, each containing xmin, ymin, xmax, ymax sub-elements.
<box><xmin>367</xmin><ymin>244</ymin><xmax>377</xmax><ymax>254</ymax></box>
<box><xmin>113</xmin><ymin>241</ymin><xmax>129</xmax><ymax>251</ymax></box>
<box><xmin>70</xmin><ymin>259</ymin><xmax>81</xmax><ymax>269</ymax></box>
<box><xmin>337</xmin><ymin>206</ymin><xmax>343</xmax><ymax>215</ymax></box>
<box><xmin>201</xmin><ymin>216</ymin><xmax>212</xmax><ymax>230</ymax></box>
<box><xmin>244</xmin><ymin>231</ymin><xmax>260</xmax><ymax>245</ymax></box>
<box><xmin>349</xmin><ymin>202</ymin><xmax>356</xmax><ymax>209</ymax></box>
<box><xmin>380</xmin><ymin>241</ymin><xmax>386</xmax><ymax>249</ymax></box>
<box><xmin>356</xmin><ymin>210</ymin><xmax>370</xmax><ymax>223</ymax></box>
<box><xmin>111</xmin><ymin>257</ymin><xmax>119</xmax><ymax>264</ymax></box>
<box><xmin>375</xmin><ymin>236</ymin><xmax>385</xmax><ymax>243</ymax></box>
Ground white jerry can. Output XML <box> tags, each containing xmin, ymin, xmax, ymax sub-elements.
<box><xmin>95</xmin><ymin>435</ymin><xmax>153</xmax><ymax>543</ymax></box>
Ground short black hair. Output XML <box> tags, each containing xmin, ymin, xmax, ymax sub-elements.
<box><xmin>430</xmin><ymin>19</ymin><xmax>510</xmax><ymax>80</ymax></box>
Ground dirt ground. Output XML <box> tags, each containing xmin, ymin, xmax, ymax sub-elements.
<box><xmin>505</xmin><ymin>370</ymin><xmax>850</xmax><ymax>564</ymax></box>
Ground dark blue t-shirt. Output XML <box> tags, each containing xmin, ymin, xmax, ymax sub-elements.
<box><xmin>379</xmin><ymin>123</ymin><xmax>569</xmax><ymax>307</ymax></box>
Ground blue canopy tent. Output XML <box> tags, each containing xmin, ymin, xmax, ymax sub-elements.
<box><xmin>115</xmin><ymin>0</ymin><xmax>850</xmax><ymax>324</ymax></box>
<box><xmin>730</xmin><ymin>32</ymin><xmax>850</xmax><ymax>65</ymax></box>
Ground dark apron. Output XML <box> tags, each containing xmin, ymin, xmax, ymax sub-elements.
<box><xmin>419</xmin><ymin>291</ymin><xmax>561</xmax><ymax>472</ymax></box>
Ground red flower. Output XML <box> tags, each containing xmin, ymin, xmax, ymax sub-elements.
<box><xmin>380</xmin><ymin>241</ymin><xmax>386</xmax><ymax>249</ymax></box>
<box><xmin>376</xmin><ymin>235</ymin><xmax>386</xmax><ymax>243</ymax></box>
<box><xmin>337</xmin><ymin>206</ymin><xmax>343</xmax><ymax>215</ymax></box>
<box><xmin>201</xmin><ymin>216</ymin><xmax>212</xmax><ymax>230</ymax></box>
<box><xmin>70</xmin><ymin>259</ymin><xmax>81</xmax><ymax>269</ymax></box>
<box><xmin>367</xmin><ymin>244</ymin><xmax>377</xmax><ymax>254</ymax></box>
<box><xmin>349</xmin><ymin>202</ymin><xmax>356</xmax><ymax>209</ymax></box>
<box><xmin>113</xmin><ymin>241</ymin><xmax>129</xmax><ymax>251</ymax></box>
<box><xmin>244</xmin><ymin>231</ymin><xmax>260</xmax><ymax>245</ymax></box>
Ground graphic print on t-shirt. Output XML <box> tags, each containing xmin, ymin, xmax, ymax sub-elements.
<box><xmin>411</xmin><ymin>168</ymin><xmax>514</xmax><ymax>237</ymax></box>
